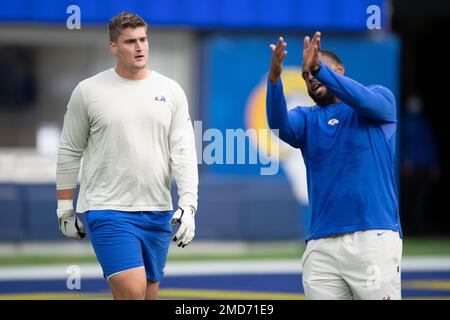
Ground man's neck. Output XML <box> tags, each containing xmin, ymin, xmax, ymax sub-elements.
<box><xmin>330</xmin><ymin>97</ymin><xmax>340</xmax><ymax>105</ymax></box>
<box><xmin>318</xmin><ymin>97</ymin><xmax>341</xmax><ymax>107</ymax></box>
<box><xmin>115</xmin><ymin>65</ymin><xmax>150</xmax><ymax>80</ymax></box>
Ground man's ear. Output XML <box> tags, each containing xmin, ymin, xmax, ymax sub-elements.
<box><xmin>109</xmin><ymin>41</ymin><xmax>118</xmax><ymax>56</ymax></box>
<box><xmin>336</xmin><ymin>63</ymin><xmax>345</xmax><ymax>75</ymax></box>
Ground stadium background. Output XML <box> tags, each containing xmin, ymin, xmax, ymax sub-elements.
<box><xmin>0</xmin><ymin>0</ymin><xmax>450</xmax><ymax>300</ymax></box>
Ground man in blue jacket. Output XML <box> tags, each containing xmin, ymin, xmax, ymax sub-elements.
<box><xmin>266</xmin><ymin>32</ymin><xmax>402</xmax><ymax>300</ymax></box>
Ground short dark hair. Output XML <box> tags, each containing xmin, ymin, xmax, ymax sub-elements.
<box><xmin>108</xmin><ymin>12</ymin><xmax>147</xmax><ymax>42</ymax></box>
<box><xmin>319</xmin><ymin>49</ymin><xmax>343</xmax><ymax>65</ymax></box>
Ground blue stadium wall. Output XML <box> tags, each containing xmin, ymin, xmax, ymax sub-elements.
<box><xmin>0</xmin><ymin>177</ymin><xmax>301</xmax><ymax>242</ymax></box>
<box><xmin>1</xmin><ymin>0</ymin><xmax>387</xmax><ymax>30</ymax></box>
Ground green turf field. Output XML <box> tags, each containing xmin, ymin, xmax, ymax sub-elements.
<box><xmin>1</xmin><ymin>238</ymin><xmax>450</xmax><ymax>266</ymax></box>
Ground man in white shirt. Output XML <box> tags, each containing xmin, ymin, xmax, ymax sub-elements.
<box><xmin>56</xmin><ymin>12</ymin><xmax>198</xmax><ymax>300</ymax></box>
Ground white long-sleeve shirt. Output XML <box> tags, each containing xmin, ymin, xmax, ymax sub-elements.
<box><xmin>56</xmin><ymin>68</ymin><xmax>198</xmax><ymax>213</ymax></box>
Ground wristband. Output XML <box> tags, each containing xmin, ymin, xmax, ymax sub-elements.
<box><xmin>57</xmin><ymin>199</ymin><xmax>74</xmax><ymax>211</ymax></box>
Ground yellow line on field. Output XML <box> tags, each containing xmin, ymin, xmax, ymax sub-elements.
<box><xmin>403</xmin><ymin>280</ymin><xmax>450</xmax><ymax>290</ymax></box>
<box><xmin>1</xmin><ymin>291</ymin><xmax>449</xmax><ymax>300</ymax></box>
<box><xmin>404</xmin><ymin>296</ymin><xmax>450</xmax><ymax>300</ymax></box>
<box><xmin>158</xmin><ymin>289</ymin><xmax>304</xmax><ymax>300</ymax></box>
<box><xmin>0</xmin><ymin>289</ymin><xmax>304</xmax><ymax>300</ymax></box>
<box><xmin>0</xmin><ymin>292</ymin><xmax>112</xmax><ymax>300</ymax></box>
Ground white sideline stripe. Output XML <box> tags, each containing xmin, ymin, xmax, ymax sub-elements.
<box><xmin>1</xmin><ymin>257</ymin><xmax>450</xmax><ymax>281</ymax></box>
<box><xmin>402</xmin><ymin>257</ymin><xmax>450</xmax><ymax>271</ymax></box>
<box><xmin>0</xmin><ymin>260</ymin><xmax>301</xmax><ymax>281</ymax></box>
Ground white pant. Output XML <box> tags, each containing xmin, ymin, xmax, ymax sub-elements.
<box><xmin>302</xmin><ymin>229</ymin><xmax>402</xmax><ymax>300</ymax></box>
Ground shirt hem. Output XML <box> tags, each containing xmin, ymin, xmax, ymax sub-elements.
<box><xmin>306</xmin><ymin>224</ymin><xmax>402</xmax><ymax>242</ymax></box>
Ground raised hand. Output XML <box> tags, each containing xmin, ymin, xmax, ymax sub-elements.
<box><xmin>302</xmin><ymin>31</ymin><xmax>321</xmax><ymax>74</ymax></box>
<box><xmin>269</xmin><ymin>37</ymin><xmax>288</xmax><ymax>84</ymax></box>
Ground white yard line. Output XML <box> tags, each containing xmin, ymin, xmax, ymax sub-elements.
<box><xmin>1</xmin><ymin>257</ymin><xmax>450</xmax><ymax>281</ymax></box>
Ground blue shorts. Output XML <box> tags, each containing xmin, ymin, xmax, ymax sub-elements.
<box><xmin>86</xmin><ymin>210</ymin><xmax>173</xmax><ymax>282</ymax></box>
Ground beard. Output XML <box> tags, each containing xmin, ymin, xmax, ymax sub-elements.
<box><xmin>308</xmin><ymin>87</ymin><xmax>336</xmax><ymax>107</ymax></box>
